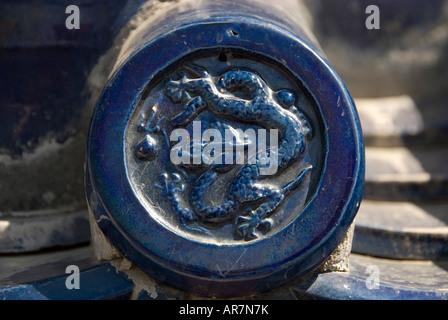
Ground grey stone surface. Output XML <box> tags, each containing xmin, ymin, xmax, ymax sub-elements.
<box><xmin>364</xmin><ymin>146</ymin><xmax>448</xmax><ymax>201</ymax></box>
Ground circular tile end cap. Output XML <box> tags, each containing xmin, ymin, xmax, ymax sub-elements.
<box><xmin>86</xmin><ymin>18</ymin><xmax>364</xmax><ymax>297</ymax></box>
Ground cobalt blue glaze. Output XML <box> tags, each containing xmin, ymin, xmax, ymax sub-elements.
<box><xmin>0</xmin><ymin>0</ymin><xmax>145</xmax><ymax>252</ymax></box>
<box><xmin>86</xmin><ymin>2</ymin><xmax>364</xmax><ymax>298</ymax></box>
<box><xmin>0</xmin><ymin>263</ymin><xmax>135</xmax><ymax>300</ymax></box>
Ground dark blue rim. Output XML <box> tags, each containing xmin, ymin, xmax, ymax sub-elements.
<box><xmin>86</xmin><ymin>17</ymin><xmax>364</xmax><ymax>297</ymax></box>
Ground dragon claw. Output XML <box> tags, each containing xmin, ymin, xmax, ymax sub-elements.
<box><xmin>235</xmin><ymin>210</ymin><xmax>272</xmax><ymax>240</ymax></box>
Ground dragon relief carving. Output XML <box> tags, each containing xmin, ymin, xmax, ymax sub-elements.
<box><xmin>138</xmin><ymin>65</ymin><xmax>313</xmax><ymax>240</ymax></box>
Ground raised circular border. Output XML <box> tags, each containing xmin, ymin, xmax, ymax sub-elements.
<box><xmin>125</xmin><ymin>52</ymin><xmax>324</xmax><ymax>244</ymax></box>
<box><xmin>86</xmin><ymin>17</ymin><xmax>365</xmax><ymax>297</ymax></box>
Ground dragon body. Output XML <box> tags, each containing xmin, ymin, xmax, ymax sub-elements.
<box><xmin>158</xmin><ymin>66</ymin><xmax>312</xmax><ymax>239</ymax></box>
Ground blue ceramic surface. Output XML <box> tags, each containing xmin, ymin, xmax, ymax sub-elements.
<box><xmin>86</xmin><ymin>3</ymin><xmax>364</xmax><ymax>297</ymax></box>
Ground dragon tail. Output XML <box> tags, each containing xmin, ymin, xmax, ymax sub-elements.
<box><xmin>281</xmin><ymin>165</ymin><xmax>312</xmax><ymax>195</ymax></box>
